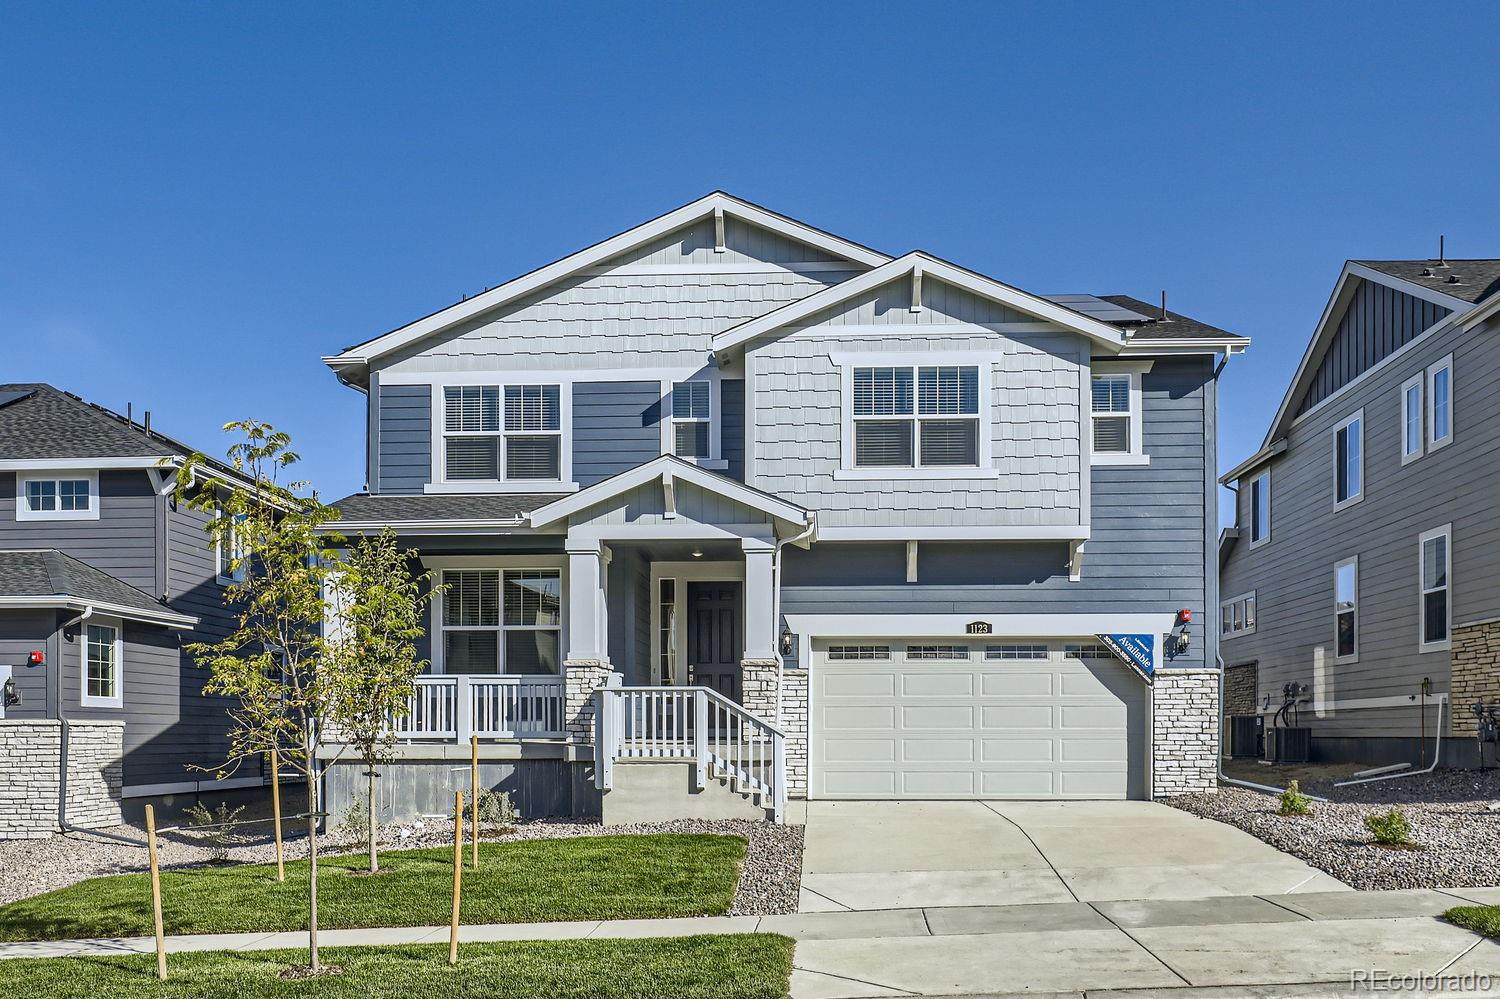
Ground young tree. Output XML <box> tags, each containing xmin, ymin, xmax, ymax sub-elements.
<box><xmin>322</xmin><ymin>529</ymin><xmax>438</xmax><ymax>873</ymax></box>
<box><xmin>173</xmin><ymin>420</ymin><xmax>341</xmax><ymax>973</ymax></box>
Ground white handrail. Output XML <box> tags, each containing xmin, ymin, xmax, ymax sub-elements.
<box><xmin>596</xmin><ymin>685</ymin><xmax>785</xmax><ymax>823</ymax></box>
<box><xmin>392</xmin><ymin>675</ymin><xmax>565</xmax><ymax>741</ymax></box>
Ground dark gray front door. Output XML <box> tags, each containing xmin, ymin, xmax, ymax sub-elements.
<box><xmin>687</xmin><ymin>581</ymin><xmax>742</xmax><ymax>702</ymax></box>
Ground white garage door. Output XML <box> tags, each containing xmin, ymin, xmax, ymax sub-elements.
<box><xmin>810</xmin><ymin>639</ymin><xmax>1147</xmax><ymax>800</ymax></box>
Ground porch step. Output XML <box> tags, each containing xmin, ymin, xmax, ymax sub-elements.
<box><xmin>600</xmin><ymin>759</ymin><xmax>772</xmax><ymax>825</ymax></box>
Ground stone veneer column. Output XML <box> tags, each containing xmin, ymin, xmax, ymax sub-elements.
<box><xmin>1451</xmin><ymin>619</ymin><xmax>1500</xmax><ymax>741</ymax></box>
<box><xmin>0</xmin><ymin>719</ymin><xmax>123</xmax><ymax>839</ymax></box>
<box><xmin>1151</xmin><ymin>668</ymin><xmax>1219</xmax><ymax>797</ymax></box>
<box><xmin>564</xmin><ymin>661</ymin><xmax>616</xmax><ymax>744</ymax></box>
<box><xmin>741</xmin><ymin>659</ymin><xmax>808</xmax><ymax>799</ymax></box>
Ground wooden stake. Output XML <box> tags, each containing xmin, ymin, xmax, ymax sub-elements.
<box><xmin>270</xmin><ymin>747</ymin><xmax>285</xmax><ymax>882</ymax></box>
<box><xmin>449</xmin><ymin>791</ymin><xmax>463</xmax><ymax>965</ymax></box>
<box><xmin>469</xmin><ymin>736</ymin><xmax>479</xmax><ymax>868</ymax></box>
<box><xmin>145</xmin><ymin>804</ymin><xmax>167</xmax><ymax>981</ymax></box>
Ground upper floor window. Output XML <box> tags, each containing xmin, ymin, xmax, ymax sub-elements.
<box><xmin>1419</xmin><ymin>524</ymin><xmax>1451</xmax><ymax>651</ymax></box>
<box><xmin>1249</xmin><ymin>470</ymin><xmax>1271</xmax><ymax>546</ymax></box>
<box><xmin>1334</xmin><ymin>557</ymin><xmax>1358</xmax><ymax>662</ymax></box>
<box><xmin>1089</xmin><ymin>365</ymin><xmax>1148</xmax><ymax>465</ymax></box>
<box><xmin>18</xmin><ymin>473</ymin><xmax>97</xmax><ymax>522</ymax></box>
<box><xmin>1427</xmin><ymin>355</ymin><xmax>1453</xmax><ymax>451</ymax></box>
<box><xmin>1221</xmin><ymin>591</ymin><xmax>1256</xmax><ymax>638</ymax></box>
<box><xmin>851</xmin><ymin>365</ymin><xmax>979</xmax><ymax>469</ymax></box>
<box><xmin>216</xmin><ymin>507</ymin><xmax>246</xmax><ymax>584</ymax></box>
<box><xmin>1401</xmin><ymin>374</ymin><xmax>1424</xmax><ymax>464</ymax></box>
<box><xmin>1333</xmin><ymin>411</ymin><xmax>1363</xmax><ymax>510</ymax></box>
<box><xmin>442</xmin><ymin>384</ymin><xmax>562</xmax><ymax>482</ymax></box>
<box><xmin>82</xmin><ymin>619</ymin><xmax>123</xmax><ymax>709</ymax></box>
<box><xmin>671</xmin><ymin>381</ymin><xmax>712</xmax><ymax>460</ymax></box>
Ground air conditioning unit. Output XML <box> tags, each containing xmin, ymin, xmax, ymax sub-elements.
<box><xmin>1264</xmin><ymin>726</ymin><xmax>1311</xmax><ymax>764</ymax></box>
<box><xmin>1227</xmin><ymin>715</ymin><xmax>1262</xmax><ymax>759</ymax></box>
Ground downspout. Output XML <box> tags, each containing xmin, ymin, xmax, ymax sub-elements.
<box><xmin>56</xmin><ymin>605</ymin><xmax>96</xmax><ymax>832</ymax></box>
<box><xmin>769</xmin><ymin>515</ymin><xmax>816</xmax><ymax>728</ymax></box>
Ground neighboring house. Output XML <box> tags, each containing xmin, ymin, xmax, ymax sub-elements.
<box><xmin>320</xmin><ymin>192</ymin><xmax>1248</xmax><ymax>821</ymax></box>
<box><xmin>1220</xmin><ymin>258</ymin><xmax>1500</xmax><ymax>767</ymax></box>
<box><xmin>0</xmin><ymin>384</ymin><xmax>255</xmax><ymax>837</ymax></box>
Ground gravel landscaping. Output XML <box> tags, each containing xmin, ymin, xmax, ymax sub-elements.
<box><xmin>0</xmin><ymin>816</ymin><xmax>803</xmax><ymax>915</ymax></box>
<box><xmin>1169</xmin><ymin>769</ymin><xmax>1500</xmax><ymax>890</ymax></box>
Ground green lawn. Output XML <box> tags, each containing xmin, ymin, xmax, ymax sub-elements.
<box><xmin>0</xmin><ymin>834</ymin><xmax>745</xmax><ymax>943</ymax></box>
<box><xmin>0</xmin><ymin>935</ymin><xmax>794</xmax><ymax>999</ymax></box>
<box><xmin>1447</xmin><ymin>905</ymin><xmax>1500</xmax><ymax>939</ymax></box>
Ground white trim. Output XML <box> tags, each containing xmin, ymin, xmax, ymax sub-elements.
<box><xmin>1426</xmin><ymin>353</ymin><xmax>1454</xmax><ymax>452</ymax></box>
<box><xmin>1218</xmin><ymin>439</ymin><xmax>1287</xmax><ymax>486</ymax></box>
<box><xmin>429</xmin><ymin>557</ymin><xmax>569</xmax><ymax>675</ymax></box>
<box><xmin>1088</xmin><ymin>369</ymin><xmax>1147</xmax><ymax>466</ymax></box>
<box><xmin>1220</xmin><ymin>590</ymin><xmax>1257</xmax><ymax>639</ymax></box>
<box><xmin>712</xmin><ymin>252</ymin><xmax>1128</xmax><ymax>355</ymax></box>
<box><xmin>815</xmin><ymin>525</ymin><xmax>1090</xmax><ymax>542</ymax></box>
<box><xmin>1332</xmin><ymin>410</ymin><xmax>1364</xmax><ymax>511</ymax></box>
<box><xmin>215</xmin><ymin>506</ymin><xmax>246</xmax><ymax>586</ymax></box>
<box><xmin>528</xmin><ymin>454</ymin><xmax>808</xmax><ymax>530</ymax></box>
<box><xmin>1333</xmin><ymin>556</ymin><xmax>1359</xmax><ymax>665</ymax></box>
<box><xmin>666</xmin><ymin>373</ymin><xmax>723</xmax><ymax>465</ymax></box>
<box><xmin>80</xmin><ymin>616</ymin><xmax>124</xmax><ymax>709</ymax></box>
<box><xmin>784</xmin><ymin>611</ymin><xmax>1174</xmax><ymax>639</ymax></box>
<box><xmin>833</xmin><ymin>354</ymin><xmax>995</xmax><ymax>478</ymax></box>
<box><xmin>1400</xmin><ymin>373</ymin><xmax>1425</xmax><ymax>466</ymax></box>
<box><xmin>378</xmin><ymin>367</ymin><xmax>705</xmax><ymax>387</ymax></box>
<box><xmin>0</xmin><ymin>596</ymin><xmax>196</xmax><ymax>628</ymax></box>
<box><xmin>576</xmin><ymin>260</ymin><xmax>861</xmax><ymax>277</ymax></box>
<box><xmin>324</xmin><ymin>192</ymin><xmax>888</xmax><ymax>368</ymax></box>
<box><xmin>427</xmin><ymin>380</ymin><xmax>574</xmax><ymax>493</ymax></box>
<box><xmin>1248</xmin><ymin>469</ymin><xmax>1271</xmax><ymax>548</ymax></box>
<box><xmin>0</xmin><ymin>457</ymin><xmax>167</xmax><ymax>471</ymax></box>
<box><xmin>1418</xmin><ymin>523</ymin><xmax>1453</xmax><ymax>653</ymax></box>
<box><xmin>425</xmin><ymin>481</ymin><xmax>580</xmax><ymax>495</ymax></box>
<box><xmin>648</xmin><ymin>560</ymin><xmax>745</xmax><ymax>685</ymax></box>
<box><xmin>16</xmin><ymin>470</ymin><xmax>99</xmax><ymax>522</ymax></box>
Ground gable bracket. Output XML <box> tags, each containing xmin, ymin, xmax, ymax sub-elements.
<box><xmin>714</xmin><ymin>207</ymin><xmax>726</xmax><ymax>253</ymax></box>
<box><xmin>662</xmin><ymin>470</ymin><xmax>677</xmax><ymax>520</ymax></box>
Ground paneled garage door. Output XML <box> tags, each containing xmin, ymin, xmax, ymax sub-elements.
<box><xmin>810</xmin><ymin>640</ymin><xmax>1147</xmax><ymax>800</ymax></box>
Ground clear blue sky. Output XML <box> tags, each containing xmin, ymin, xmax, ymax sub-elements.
<box><xmin>5</xmin><ymin>3</ymin><xmax>1497</xmax><ymax>523</ymax></box>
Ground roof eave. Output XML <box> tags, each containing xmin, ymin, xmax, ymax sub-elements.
<box><xmin>0</xmin><ymin>596</ymin><xmax>197</xmax><ymax>629</ymax></box>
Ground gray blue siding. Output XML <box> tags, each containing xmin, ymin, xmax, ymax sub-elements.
<box><xmin>376</xmin><ymin>382</ymin><xmax>432</xmax><ymax>494</ymax></box>
<box><xmin>720</xmin><ymin>378</ymin><xmax>745</xmax><ymax>481</ymax></box>
<box><xmin>573</xmin><ymin>381</ymin><xmax>661</xmax><ymax>487</ymax></box>
<box><xmin>0</xmin><ymin>471</ymin><xmax>158</xmax><ymax>593</ymax></box>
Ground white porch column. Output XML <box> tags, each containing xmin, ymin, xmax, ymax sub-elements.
<box><xmin>742</xmin><ymin>538</ymin><xmax>776</xmax><ymax>663</ymax></box>
<box><xmin>565</xmin><ymin>542</ymin><xmax>609</xmax><ymax>663</ymax></box>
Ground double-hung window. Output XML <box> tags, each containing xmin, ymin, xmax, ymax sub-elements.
<box><xmin>216</xmin><ymin>507</ymin><xmax>246</xmax><ymax>584</ymax></box>
<box><xmin>850</xmin><ymin>365</ymin><xmax>980</xmax><ymax>469</ymax></box>
<box><xmin>82</xmin><ymin>619</ymin><xmax>123</xmax><ymax>708</ymax></box>
<box><xmin>1089</xmin><ymin>366</ymin><xmax>1147</xmax><ymax>463</ymax></box>
<box><xmin>1401</xmin><ymin>374</ymin><xmax>1424</xmax><ymax>464</ymax></box>
<box><xmin>1249</xmin><ymin>470</ymin><xmax>1271</xmax><ymax>546</ymax></box>
<box><xmin>1419</xmin><ymin>525</ymin><xmax>1451</xmax><ymax>651</ymax></box>
<box><xmin>1334</xmin><ymin>558</ymin><xmax>1358</xmax><ymax>662</ymax></box>
<box><xmin>671</xmin><ymin>381</ymin><xmax>712</xmax><ymax>460</ymax></box>
<box><xmin>1427</xmin><ymin>355</ymin><xmax>1453</xmax><ymax>451</ymax></box>
<box><xmin>439</xmin><ymin>568</ymin><xmax>562</xmax><ymax>674</ymax></box>
<box><xmin>442</xmin><ymin>384</ymin><xmax>562</xmax><ymax>482</ymax></box>
<box><xmin>18</xmin><ymin>473</ymin><xmax>97</xmax><ymax>521</ymax></box>
<box><xmin>1333</xmin><ymin>411</ymin><xmax>1363</xmax><ymax>509</ymax></box>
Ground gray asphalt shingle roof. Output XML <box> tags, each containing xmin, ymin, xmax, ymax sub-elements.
<box><xmin>1099</xmin><ymin>295</ymin><xmax>1248</xmax><ymax>342</ymax></box>
<box><xmin>0</xmin><ymin>549</ymin><xmax>187</xmax><ymax>621</ymax></box>
<box><xmin>1354</xmin><ymin>259</ymin><xmax>1500</xmax><ymax>306</ymax></box>
<box><xmin>331</xmin><ymin>492</ymin><xmax>569</xmax><ymax>523</ymax></box>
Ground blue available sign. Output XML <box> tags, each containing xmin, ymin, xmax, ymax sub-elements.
<box><xmin>1097</xmin><ymin>634</ymin><xmax>1155</xmax><ymax>680</ymax></box>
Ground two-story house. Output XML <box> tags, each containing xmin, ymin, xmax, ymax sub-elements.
<box><xmin>320</xmin><ymin>193</ymin><xmax>1247</xmax><ymax>822</ymax></box>
<box><xmin>0</xmin><ymin>384</ymin><xmax>256</xmax><ymax>837</ymax></box>
<box><xmin>1220</xmin><ymin>258</ymin><xmax>1500</xmax><ymax>767</ymax></box>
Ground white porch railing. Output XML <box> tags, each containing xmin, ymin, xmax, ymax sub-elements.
<box><xmin>595</xmin><ymin>685</ymin><xmax>786</xmax><ymax>823</ymax></box>
<box><xmin>392</xmin><ymin>675</ymin><xmax>566</xmax><ymax>741</ymax></box>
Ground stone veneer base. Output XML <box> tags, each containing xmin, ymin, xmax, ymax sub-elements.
<box><xmin>0</xmin><ymin>719</ymin><xmax>124</xmax><ymax>839</ymax></box>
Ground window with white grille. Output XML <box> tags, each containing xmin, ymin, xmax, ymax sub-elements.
<box><xmin>442</xmin><ymin>384</ymin><xmax>562</xmax><ymax>482</ymax></box>
<box><xmin>905</xmin><ymin>644</ymin><xmax>971</xmax><ymax>661</ymax></box>
<box><xmin>826</xmin><ymin>645</ymin><xmax>891</xmax><ymax>661</ymax></box>
<box><xmin>1064</xmin><ymin>643</ymin><xmax>1112</xmax><ymax>659</ymax></box>
<box><xmin>439</xmin><ymin>568</ymin><xmax>561</xmax><ymax>674</ymax></box>
<box><xmin>985</xmin><ymin>644</ymin><xmax>1050</xmax><ymax>660</ymax></box>
<box><xmin>671</xmin><ymin>381</ymin><xmax>712</xmax><ymax>459</ymax></box>
<box><xmin>851</xmin><ymin>365</ymin><xmax>979</xmax><ymax>468</ymax></box>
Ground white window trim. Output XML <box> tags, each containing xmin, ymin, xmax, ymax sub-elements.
<box><xmin>428</xmin><ymin>556</ymin><xmax>569</xmax><ymax>674</ymax></box>
<box><xmin>831</xmin><ymin>351</ymin><xmax>997</xmax><ymax>481</ymax></box>
<box><xmin>1418</xmin><ymin>523</ymin><xmax>1452</xmax><ymax>653</ymax></box>
<box><xmin>16</xmin><ymin>470</ymin><xmax>100</xmax><ymax>522</ymax></box>
<box><xmin>80</xmin><ymin>615</ymin><xmax>124</xmax><ymax>709</ymax></box>
<box><xmin>215</xmin><ymin>507</ymin><xmax>246</xmax><ymax>586</ymax></box>
<box><xmin>1248</xmin><ymin>469</ymin><xmax>1271</xmax><ymax>548</ymax></box>
<box><xmin>1332</xmin><ymin>410</ymin><xmax>1364</xmax><ymax>511</ymax></box>
<box><xmin>1088</xmin><ymin>361</ymin><xmax>1150</xmax><ymax>466</ymax></box>
<box><xmin>1400</xmin><ymin>373</ymin><xmax>1424</xmax><ymax>466</ymax></box>
<box><xmin>662</xmin><ymin>373</ymin><xmax>728</xmax><ymax>470</ymax></box>
<box><xmin>1426</xmin><ymin>353</ymin><xmax>1454</xmax><ymax>452</ymax></box>
<box><xmin>1333</xmin><ymin>556</ymin><xmax>1359</xmax><ymax>665</ymax></box>
<box><xmin>426</xmin><ymin>379</ymin><xmax>578</xmax><ymax>494</ymax></box>
<box><xmin>1220</xmin><ymin>590</ymin><xmax>1257</xmax><ymax>639</ymax></box>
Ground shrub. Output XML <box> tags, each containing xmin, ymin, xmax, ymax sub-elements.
<box><xmin>341</xmin><ymin>792</ymin><xmax>372</xmax><ymax>842</ymax></box>
<box><xmin>1365</xmin><ymin>807</ymin><xmax>1413</xmax><ymax>846</ymax></box>
<box><xmin>184</xmin><ymin>800</ymin><xmax>246</xmax><ymax>863</ymax></box>
<box><xmin>477</xmin><ymin>789</ymin><xmax>521</xmax><ymax>832</ymax></box>
<box><xmin>1277</xmin><ymin>780</ymin><xmax>1312</xmax><ymax>816</ymax></box>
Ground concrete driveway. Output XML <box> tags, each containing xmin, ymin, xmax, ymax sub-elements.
<box><xmin>799</xmin><ymin>800</ymin><xmax>1349</xmax><ymax>911</ymax></box>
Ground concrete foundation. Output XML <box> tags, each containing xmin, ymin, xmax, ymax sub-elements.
<box><xmin>600</xmin><ymin>760</ymin><xmax>772</xmax><ymax>825</ymax></box>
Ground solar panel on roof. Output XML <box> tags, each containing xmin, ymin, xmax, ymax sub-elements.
<box><xmin>0</xmin><ymin>390</ymin><xmax>35</xmax><ymax>409</ymax></box>
<box><xmin>1043</xmin><ymin>295</ymin><xmax>1153</xmax><ymax>324</ymax></box>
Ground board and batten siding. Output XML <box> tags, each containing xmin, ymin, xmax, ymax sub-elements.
<box><xmin>747</xmin><ymin>277</ymin><xmax>1086</xmax><ymax>531</ymax></box>
<box><xmin>375</xmin><ymin>382</ymin><xmax>432</xmax><ymax>494</ymax></box>
<box><xmin>720</xmin><ymin>378</ymin><xmax>746</xmax><ymax>481</ymax></box>
<box><xmin>782</xmin><ymin>356</ymin><xmax>1214</xmax><ymax>670</ymax></box>
<box><xmin>378</xmin><ymin>218</ymin><xmax>859</xmax><ymax>375</ymax></box>
<box><xmin>572</xmin><ymin>381</ymin><xmax>662</xmax><ymax>486</ymax></box>
<box><xmin>0</xmin><ymin>471</ymin><xmax>158</xmax><ymax>594</ymax></box>
<box><xmin>1222</xmin><ymin>310</ymin><xmax>1500</xmax><ymax>741</ymax></box>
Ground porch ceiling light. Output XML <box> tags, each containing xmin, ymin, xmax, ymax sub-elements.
<box><xmin>691</xmin><ymin>547</ymin><xmax>703</xmax><ymax>558</ymax></box>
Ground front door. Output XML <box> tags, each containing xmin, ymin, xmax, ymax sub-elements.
<box><xmin>687</xmin><ymin>581</ymin><xmax>742</xmax><ymax>701</ymax></box>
